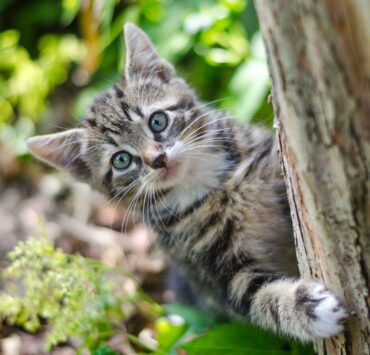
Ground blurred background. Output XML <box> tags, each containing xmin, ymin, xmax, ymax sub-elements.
<box><xmin>0</xmin><ymin>0</ymin><xmax>275</xmax><ymax>353</ymax></box>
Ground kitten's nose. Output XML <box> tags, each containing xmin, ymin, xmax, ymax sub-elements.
<box><xmin>152</xmin><ymin>152</ymin><xmax>167</xmax><ymax>169</ymax></box>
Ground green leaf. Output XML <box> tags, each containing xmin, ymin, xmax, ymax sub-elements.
<box><xmin>164</xmin><ymin>303</ymin><xmax>222</xmax><ymax>334</ymax></box>
<box><xmin>182</xmin><ymin>322</ymin><xmax>292</xmax><ymax>355</ymax></box>
<box><xmin>289</xmin><ymin>341</ymin><xmax>315</xmax><ymax>355</ymax></box>
<box><xmin>61</xmin><ymin>0</ymin><xmax>80</xmax><ymax>25</ymax></box>
<box><xmin>93</xmin><ymin>345</ymin><xmax>119</xmax><ymax>355</ymax></box>
<box><xmin>155</xmin><ymin>316</ymin><xmax>188</xmax><ymax>351</ymax></box>
<box><xmin>228</xmin><ymin>32</ymin><xmax>270</xmax><ymax>122</ymax></box>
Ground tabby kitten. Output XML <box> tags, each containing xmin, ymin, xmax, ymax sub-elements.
<box><xmin>27</xmin><ymin>23</ymin><xmax>347</xmax><ymax>341</ymax></box>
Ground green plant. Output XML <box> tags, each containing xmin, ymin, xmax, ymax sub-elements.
<box><xmin>0</xmin><ymin>28</ymin><xmax>85</xmax><ymax>154</ymax></box>
<box><xmin>0</xmin><ymin>231</ymin><xmax>161</xmax><ymax>352</ymax></box>
<box><xmin>0</xmin><ymin>30</ymin><xmax>85</xmax><ymax>125</ymax></box>
<box><xmin>148</xmin><ymin>304</ymin><xmax>314</xmax><ymax>355</ymax></box>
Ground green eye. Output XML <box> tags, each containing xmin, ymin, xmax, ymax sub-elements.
<box><xmin>149</xmin><ymin>111</ymin><xmax>168</xmax><ymax>133</ymax></box>
<box><xmin>112</xmin><ymin>151</ymin><xmax>132</xmax><ymax>170</ymax></box>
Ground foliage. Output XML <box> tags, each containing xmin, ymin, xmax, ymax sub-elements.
<box><xmin>0</xmin><ymin>232</ymin><xmax>161</xmax><ymax>352</ymax></box>
<box><xmin>0</xmin><ymin>0</ymin><xmax>273</xmax><ymax>156</ymax></box>
<box><xmin>0</xmin><ymin>234</ymin><xmax>314</xmax><ymax>354</ymax></box>
<box><xmin>151</xmin><ymin>304</ymin><xmax>314</xmax><ymax>355</ymax></box>
<box><xmin>181</xmin><ymin>322</ymin><xmax>312</xmax><ymax>355</ymax></box>
<box><xmin>0</xmin><ymin>30</ymin><xmax>85</xmax><ymax>124</ymax></box>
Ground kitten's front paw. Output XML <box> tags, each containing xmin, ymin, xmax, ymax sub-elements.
<box><xmin>296</xmin><ymin>283</ymin><xmax>347</xmax><ymax>339</ymax></box>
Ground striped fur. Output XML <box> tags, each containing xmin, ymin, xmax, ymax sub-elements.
<box><xmin>27</xmin><ymin>23</ymin><xmax>347</xmax><ymax>341</ymax></box>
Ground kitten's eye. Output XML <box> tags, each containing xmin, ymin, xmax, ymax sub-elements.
<box><xmin>112</xmin><ymin>151</ymin><xmax>132</xmax><ymax>170</ymax></box>
<box><xmin>149</xmin><ymin>111</ymin><xmax>168</xmax><ymax>133</ymax></box>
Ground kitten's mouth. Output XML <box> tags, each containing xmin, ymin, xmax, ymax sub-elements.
<box><xmin>162</xmin><ymin>161</ymin><xmax>181</xmax><ymax>180</ymax></box>
<box><xmin>154</xmin><ymin>160</ymin><xmax>181</xmax><ymax>186</ymax></box>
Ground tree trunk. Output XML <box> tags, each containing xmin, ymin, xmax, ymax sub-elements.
<box><xmin>254</xmin><ymin>1</ymin><xmax>370</xmax><ymax>354</ymax></box>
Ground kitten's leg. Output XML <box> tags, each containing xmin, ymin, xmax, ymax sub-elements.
<box><xmin>228</xmin><ymin>270</ymin><xmax>347</xmax><ymax>341</ymax></box>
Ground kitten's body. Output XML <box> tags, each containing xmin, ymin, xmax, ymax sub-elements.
<box><xmin>27</xmin><ymin>23</ymin><xmax>346</xmax><ymax>341</ymax></box>
<box><xmin>151</xmin><ymin>121</ymin><xmax>297</xmax><ymax>306</ymax></box>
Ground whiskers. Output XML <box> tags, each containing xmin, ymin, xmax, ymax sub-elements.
<box><xmin>140</xmin><ymin>173</ymin><xmax>169</xmax><ymax>233</ymax></box>
<box><xmin>177</xmin><ymin>114</ymin><xmax>239</xmax><ymax>165</ymax></box>
<box><xmin>107</xmin><ymin>171</ymin><xmax>168</xmax><ymax>236</ymax></box>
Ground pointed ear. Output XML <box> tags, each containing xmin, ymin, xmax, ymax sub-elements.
<box><xmin>124</xmin><ymin>23</ymin><xmax>175</xmax><ymax>82</ymax></box>
<box><xmin>26</xmin><ymin>129</ymin><xmax>91</xmax><ymax>181</ymax></box>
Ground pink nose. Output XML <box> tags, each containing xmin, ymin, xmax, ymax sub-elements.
<box><xmin>151</xmin><ymin>152</ymin><xmax>167</xmax><ymax>169</ymax></box>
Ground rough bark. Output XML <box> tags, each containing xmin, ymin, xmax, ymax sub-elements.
<box><xmin>254</xmin><ymin>1</ymin><xmax>370</xmax><ymax>354</ymax></box>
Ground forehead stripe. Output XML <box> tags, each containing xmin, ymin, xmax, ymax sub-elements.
<box><xmin>84</xmin><ymin>117</ymin><xmax>97</xmax><ymax>128</ymax></box>
<box><xmin>133</xmin><ymin>106</ymin><xmax>145</xmax><ymax>118</ymax></box>
<box><xmin>120</xmin><ymin>101</ymin><xmax>132</xmax><ymax>121</ymax></box>
<box><xmin>166</xmin><ymin>98</ymin><xmax>194</xmax><ymax>112</ymax></box>
<box><xmin>99</xmin><ymin>124</ymin><xmax>121</xmax><ymax>136</ymax></box>
<box><xmin>105</xmin><ymin>135</ymin><xmax>119</xmax><ymax>147</ymax></box>
<box><xmin>113</xmin><ymin>84</ymin><xmax>124</xmax><ymax>98</ymax></box>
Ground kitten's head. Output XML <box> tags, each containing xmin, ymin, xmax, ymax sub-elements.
<box><xmin>27</xmin><ymin>24</ymin><xmax>230</xmax><ymax>209</ymax></box>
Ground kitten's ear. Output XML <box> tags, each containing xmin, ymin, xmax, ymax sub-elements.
<box><xmin>26</xmin><ymin>128</ymin><xmax>91</xmax><ymax>181</ymax></box>
<box><xmin>124</xmin><ymin>23</ymin><xmax>175</xmax><ymax>81</ymax></box>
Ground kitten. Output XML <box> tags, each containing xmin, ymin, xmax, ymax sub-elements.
<box><xmin>27</xmin><ymin>23</ymin><xmax>347</xmax><ymax>341</ymax></box>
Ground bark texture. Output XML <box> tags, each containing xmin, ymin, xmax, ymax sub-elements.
<box><xmin>254</xmin><ymin>1</ymin><xmax>370</xmax><ymax>354</ymax></box>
